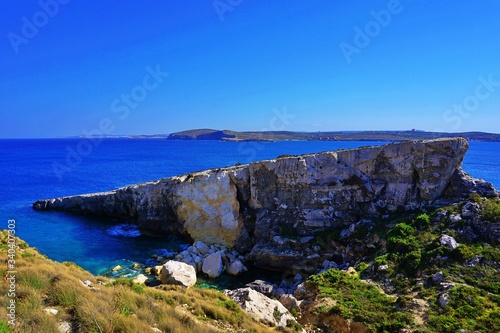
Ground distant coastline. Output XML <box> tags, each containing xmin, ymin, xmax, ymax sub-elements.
<box><xmin>73</xmin><ymin>129</ymin><xmax>500</xmax><ymax>142</ymax></box>
<box><xmin>166</xmin><ymin>129</ymin><xmax>500</xmax><ymax>142</ymax></box>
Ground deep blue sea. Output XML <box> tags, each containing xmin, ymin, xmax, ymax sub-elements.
<box><xmin>1</xmin><ymin>139</ymin><xmax>499</xmax><ymax>278</ymax></box>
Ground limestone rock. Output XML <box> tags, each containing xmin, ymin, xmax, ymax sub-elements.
<box><xmin>193</xmin><ymin>240</ymin><xmax>210</xmax><ymax>255</ymax></box>
<box><xmin>438</xmin><ymin>293</ymin><xmax>449</xmax><ymax>307</ymax></box>
<box><xmin>172</xmin><ymin>170</ymin><xmax>250</xmax><ymax>251</ymax></box>
<box><xmin>440</xmin><ymin>235</ymin><xmax>459</xmax><ymax>249</ymax></box>
<box><xmin>160</xmin><ymin>260</ymin><xmax>196</xmax><ymax>288</ymax></box>
<box><xmin>202</xmin><ymin>252</ymin><xmax>224</xmax><ymax>278</ymax></box>
<box><xmin>152</xmin><ymin>265</ymin><xmax>163</xmax><ymax>276</ymax></box>
<box><xmin>132</xmin><ymin>274</ymin><xmax>148</xmax><ymax>285</ymax></box>
<box><xmin>225</xmin><ymin>288</ymin><xmax>299</xmax><ymax>328</ymax></box>
<box><xmin>279</xmin><ymin>294</ymin><xmax>300</xmax><ymax>311</ymax></box>
<box><xmin>245</xmin><ymin>280</ymin><xmax>277</xmax><ymax>297</ymax></box>
<box><xmin>58</xmin><ymin>322</ymin><xmax>72</xmax><ymax>333</ymax></box>
<box><xmin>44</xmin><ymin>308</ymin><xmax>58</xmax><ymax>316</ymax></box>
<box><xmin>226</xmin><ymin>259</ymin><xmax>247</xmax><ymax>276</ymax></box>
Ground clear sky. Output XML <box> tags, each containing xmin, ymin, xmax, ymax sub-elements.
<box><xmin>1</xmin><ymin>0</ymin><xmax>499</xmax><ymax>138</ymax></box>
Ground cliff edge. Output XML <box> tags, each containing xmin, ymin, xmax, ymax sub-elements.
<box><xmin>33</xmin><ymin>138</ymin><xmax>497</xmax><ymax>266</ymax></box>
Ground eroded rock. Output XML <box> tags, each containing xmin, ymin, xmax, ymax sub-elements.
<box><xmin>225</xmin><ymin>288</ymin><xmax>299</xmax><ymax>328</ymax></box>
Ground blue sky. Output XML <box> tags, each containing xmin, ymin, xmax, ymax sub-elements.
<box><xmin>1</xmin><ymin>0</ymin><xmax>499</xmax><ymax>138</ymax></box>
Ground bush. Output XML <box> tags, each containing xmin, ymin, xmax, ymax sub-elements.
<box><xmin>469</xmin><ymin>193</ymin><xmax>483</xmax><ymax>203</ymax></box>
<box><xmin>387</xmin><ymin>223</ymin><xmax>420</xmax><ymax>254</ymax></box>
<box><xmin>482</xmin><ymin>199</ymin><xmax>500</xmax><ymax>222</ymax></box>
<box><xmin>308</xmin><ymin>269</ymin><xmax>412</xmax><ymax>331</ymax></box>
<box><xmin>415</xmin><ymin>213</ymin><xmax>431</xmax><ymax>228</ymax></box>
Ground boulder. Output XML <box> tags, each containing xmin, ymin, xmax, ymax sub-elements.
<box><xmin>440</xmin><ymin>235</ymin><xmax>459</xmax><ymax>249</ymax></box>
<box><xmin>245</xmin><ymin>280</ymin><xmax>276</xmax><ymax>297</ymax></box>
<box><xmin>432</xmin><ymin>271</ymin><xmax>445</xmax><ymax>285</ymax></box>
<box><xmin>152</xmin><ymin>265</ymin><xmax>163</xmax><ymax>276</ymax></box>
<box><xmin>132</xmin><ymin>274</ymin><xmax>148</xmax><ymax>285</ymax></box>
<box><xmin>160</xmin><ymin>260</ymin><xmax>197</xmax><ymax>288</ymax></box>
<box><xmin>438</xmin><ymin>293</ymin><xmax>449</xmax><ymax>307</ymax></box>
<box><xmin>225</xmin><ymin>288</ymin><xmax>299</xmax><ymax>328</ymax></box>
<box><xmin>279</xmin><ymin>294</ymin><xmax>300</xmax><ymax>311</ymax></box>
<box><xmin>202</xmin><ymin>252</ymin><xmax>224</xmax><ymax>278</ymax></box>
<box><xmin>226</xmin><ymin>259</ymin><xmax>247</xmax><ymax>276</ymax></box>
<box><xmin>193</xmin><ymin>240</ymin><xmax>210</xmax><ymax>255</ymax></box>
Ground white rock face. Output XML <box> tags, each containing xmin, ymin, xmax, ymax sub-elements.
<box><xmin>160</xmin><ymin>260</ymin><xmax>197</xmax><ymax>288</ymax></box>
<box><xmin>225</xmin><ymin>288</ymin><xmax>299</xmax><ymax>328</ymax></box>
<box><xmin>440</xmin><ymin>235</ymin><xmax>459</xmax><ymax>249</ymax></box>
<box><xmin>202</xmin><ymin>252</ymin><xmax>224</xmax><ymax>278</ymax></box>
<box><xmin>173</xmin><ymin>171</ymin><xmax>247</xmax><ymax>248</ymax></box>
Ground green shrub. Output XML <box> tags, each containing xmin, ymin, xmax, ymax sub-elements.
<box><xmin>482</xmin><ymin>198</ymin><xmax>500</xmax><ymax>222</ymax></box>
<box><xmin>450</xmin><ymin>245</ymin><xmax>475</xmax><ymax>262</ymax></box>
<box><xmin>387</xmin><ymin>223</ymin><xmax>420</xmax><ymax>254</ymax></box>
<box><xmin>308</xmin><ymin>269</ymin><xmax>412</xmax><ymax>331</ymax></box>
<box><xmin>415</xmin><ymin>213</ymin><xmax>431</xmax><ymax>228</ymax></box>
<box><xmin>399</xmin><ymin>250</ymin><xmax>422</xmax><ymax>277</ymax></box>
<box><xmin>469</xmin><ymin>193</ymin><xmax>483</xmax><ymax>203</ymax></box>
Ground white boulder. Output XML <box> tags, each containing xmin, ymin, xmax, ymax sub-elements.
<box><xmin>226</xmin><ymin>259</ymin><xmax>247</xmax><ymax>276</ymax></box>
<box><xmin>160</xmin><ymin>260</ymin><xmax>197</xmax><ymax>288</ymax></box>
<box><xmin>225</xmin><ymin>288</ymin><xmax>299</xmax><ymax>328</ymax></box>
<box><xmin>132</xmin><ymin>274</ymin><xmax>148</xmax><ymax>285</ymax></box>
<box><xmin>202</xmin><ymin>252</ymin><xmax>224</xmax><ymax>278</ymax></box>
<box><xmin>440</xmin><ymin>235</ymin><xmax>459</xmax><ymax>249</ymax></box>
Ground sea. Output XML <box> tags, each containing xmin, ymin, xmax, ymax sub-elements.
<box><xmin>1</xmin><ymin>139</ymin><xmax>499</xmax><ymax>284</ymax></box>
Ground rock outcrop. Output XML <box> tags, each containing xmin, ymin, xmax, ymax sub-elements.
<box><xmin>33</xmin><ymin>138</ymin><xmax>497</xmax><ymax>270</ymax></box>
<box><xmin>225</xmin><ymin>287</ymin><xmax>300</xmax><ymax>329</ymax></box>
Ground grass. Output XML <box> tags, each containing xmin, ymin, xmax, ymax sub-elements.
<box><xmin>307</xmin><ymin>269</ymin><xmax>413</xmax><ymax>331</ymax></box>
<box><xmin>0</xmin><ymin>230</ymin><xmax>287</xmax><ymax>333</ymax></box>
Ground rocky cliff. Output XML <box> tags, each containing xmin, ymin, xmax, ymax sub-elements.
<box><xmin>33</xmin><ymin>138</ymin><xmax>497</xmax><ymax>268</ymax></box>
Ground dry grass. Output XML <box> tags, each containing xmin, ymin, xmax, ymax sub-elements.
<box><xmin>0</xmin><ymin>230</ymin><xmax>281</xmax><ymax>333</ymax></box>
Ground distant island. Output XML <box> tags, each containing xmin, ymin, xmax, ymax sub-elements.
<box><xmin>164</xmin><ymin>129</ymin><xmax>500</xmax><ymax>142</ymax></box>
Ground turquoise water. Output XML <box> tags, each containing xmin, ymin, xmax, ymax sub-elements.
<box><xmin>1</xmin><ymin>139</ymin><xmax>499</xmax><ymax>277</ymax></box>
